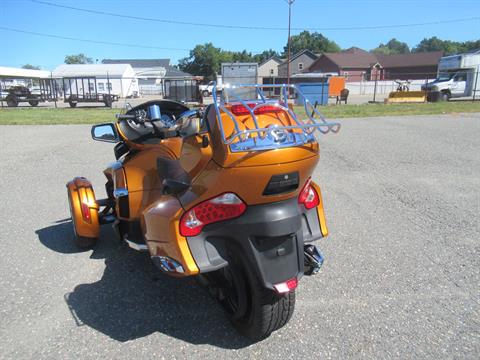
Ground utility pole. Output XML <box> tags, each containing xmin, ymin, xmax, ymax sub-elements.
<box><xmin>286</xmin><ymin>0</ymin><xmax>295</xmax><ymax>90</ymax></box>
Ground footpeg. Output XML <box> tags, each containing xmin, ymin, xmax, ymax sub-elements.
<box><xmin>304</xmin><ymin>244</ymin><xmax>324</xmax><ymax>275</ymax></box>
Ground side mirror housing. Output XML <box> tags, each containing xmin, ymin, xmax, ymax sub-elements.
<box><xmin>91</xmin><ymin>123</ymin><xmax>119</xmax><ymax>143</ymax></box>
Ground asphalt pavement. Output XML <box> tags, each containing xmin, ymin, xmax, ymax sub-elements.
<box><xmin>0</xmin><ymin>113</ymin><xmax>479</xmax><ymax>359</ymax></box>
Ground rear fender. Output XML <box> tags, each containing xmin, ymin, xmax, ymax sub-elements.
<box><xmin>66</xmin><ymin>177</ymin><xmax>100</xmax><ymax>239</ymax></box>
<box><xmin>142</xmin><ymin>195</ymin><xmax>199</xmax><ymax>276</ymax></box>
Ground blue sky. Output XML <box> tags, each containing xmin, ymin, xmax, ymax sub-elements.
<box><xmin>1</xmin><ymin>0</ymin><xmax>479</xmax><ymax>70</ymax></box>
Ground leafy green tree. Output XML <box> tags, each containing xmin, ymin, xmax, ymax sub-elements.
<box><xmin>412</xmin><ymin>37</ymin><xmax>456</xmax><ymax>54</ymax></box>
<box><xmin>253</xmin><ymin>49</ymin><xmax>281</xmax><ymax>64</ymax></box>
<box><xmin>179</xmin><ymin>44</ymin><xmax>258</xmax><ymax>79</ymax></box>
<box><xmin>21</xmin><ymin>64</ymin><xmax>41</xmax><ymax>70</ymax></box>
<box><xmin>461</xmin><ymin>39</ymin><xmax>480</xmax><ymax>52</ymax></box>
<box><xmin>372</xmin><ymin>38</ymin><xmax>410</xmax><ymax>55</ymax></box>
<box><xmin>283</xmin><ymin>31</ymin><xmax>340</xmax><ymax>55</ymax></box>
<box><xmin>64</xmin><ymin>53</ymin><xmax>93</xmax><ymax>64</ymax></box>
<box><xmin>412</xmin><ymin>37</ymin><xmax>480</xmax><ymax>55</ymax></box>
<box><xmin>178</xmin><ymin>43</ymin><xmax>225</xmax><ymax>80</ymax></box>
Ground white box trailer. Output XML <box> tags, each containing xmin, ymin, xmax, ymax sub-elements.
<box><xmin>424</xmin><ymin>51</ymin><xmax>480</xmax><ymax>101</ymax></box>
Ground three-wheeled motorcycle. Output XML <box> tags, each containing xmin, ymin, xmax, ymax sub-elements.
<box><xmin>67</xmin><ymin>83</ymin><xmax>340</xmax><ymax>340</ymax></box>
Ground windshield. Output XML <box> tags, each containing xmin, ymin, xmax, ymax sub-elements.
<box><xmin>437</xmin><ymin>72</ymin><xmax>455</xmax><ymax>81</ymax></box>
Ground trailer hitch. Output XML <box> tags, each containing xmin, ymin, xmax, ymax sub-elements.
<box><xmin>304</xmin><ymin>244</ymin><xmax>324</xmax><ymax>275</ymax></box>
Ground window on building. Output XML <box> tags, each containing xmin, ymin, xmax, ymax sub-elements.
<box><xmin>343</xmin><ymin>72</ymin><xmax>349</xmax><ymax>80</ymax></box>
<box><xmin>107</xmin><ymin>82</ymin><xmax>112</xmax><ymax>91</ymax></box>
<box><xmin>298</xmin><ymin>63</ymin><xmax>304</xmax><ymax>70</ymax></box>
<box><xmin>98</xmin><ymin>83</ymin><xmax>105</xmax><ymax>91</ymax></box>
<box><xmin>270</xmin><ymin>68</ymin><xmax>274</xmax><ymax>75</ymax></box>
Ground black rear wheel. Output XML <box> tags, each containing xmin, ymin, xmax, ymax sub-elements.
<box><xmin>104</xmin><ymin>95</ymin><xmax>113</xmax><ymax>108</ymax></box>
<box><xmin>29</xmin><ymin>100</ymin><xmax>39</xmax><ymax>107</ymax></box>
<box><xmin>211</xmin><ymin>249</ymin><xmax>296</xmax><ymax>341</ymax></box>
<box><xmin>6</xmin><ymin>95</ymin><xmax>18</xmax><ymax>107</ymax></box>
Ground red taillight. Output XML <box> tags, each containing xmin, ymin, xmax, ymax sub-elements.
<box><xmin>273</xmin><ymin>277</ymin><xmax>298</xmax><ymax>294</ymax></box>
<box><xmin>179</xmin><ymin>193</ymin><xmax>247</xmax><ymax>237</ymax></box>
<box><xmin>230</xmin><ymin>103</ymin><xmax>283</xmax><ymax>116</ymax></box>
<box><xmin>298</xmin><ymin>178</ymin><xmax>320</xmax><ymax>210</ymax></box>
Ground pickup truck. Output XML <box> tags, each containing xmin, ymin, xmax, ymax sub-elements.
<box><xmin>199</xmin><ymin>78</ymin><xmax>223</xmax><ymax>97</ymax></box>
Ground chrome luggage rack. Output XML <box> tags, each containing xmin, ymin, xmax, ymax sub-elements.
<box><xmin>212</xmin><ymin>83</ymin><xmax>340</xmax><ymax>152</ymax></box>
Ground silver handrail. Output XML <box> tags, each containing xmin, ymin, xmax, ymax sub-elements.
<box><xmin>212</xmin><ymin>82</ymin><xmax>340</xmax><ymax>151</ymax></box>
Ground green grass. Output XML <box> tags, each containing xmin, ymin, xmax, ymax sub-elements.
<box><xmin>0</xmin><ymin>107</ymin><xmax>118</xmax><ymax>125</ymax></box>
<box><xmin>0</xmin><ymin>101</ymin><xmax>479</xmax><ymax>125</ymax></box>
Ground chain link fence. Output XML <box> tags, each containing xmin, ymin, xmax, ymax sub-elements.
<box><xmin>1</xmin><ymin>70</ymin><xmax>479</xmax><ymax>108</ymax></box>
<box><xmin>262</xmin><ymin>70</ymin><xmax>480</xmax><ymax>104</ymax></box>
<box><xmin>0</xmin><ymin>75</ymin><xmax>201</xmax><ymax>108</ymax></box>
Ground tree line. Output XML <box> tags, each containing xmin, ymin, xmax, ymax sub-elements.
<box><xmin>25</xmin><ymin>32</ymin><xmax>479</xmax><ymax>80</ymax></box>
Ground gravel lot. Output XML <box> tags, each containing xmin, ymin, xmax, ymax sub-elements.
<box><xmin>0</xmin><ymin>113</ymin><xmax>479</xmax><ymax>359</ymax></box>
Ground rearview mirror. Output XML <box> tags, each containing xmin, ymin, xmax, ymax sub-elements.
<box><xmin>91</xmin><ymin>123</ymin><xmax>119</xmax><ymax>143</ymax></box>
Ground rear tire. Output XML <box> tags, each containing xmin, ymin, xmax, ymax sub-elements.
<box><xmin>6</xmin><ymin>95</ymin><xmax>18</xmax><ymax>107</ymax></box>
<box><xmin>215</xmin><ymin>249</ymin><xmax>296</xmax><ymax>341</ymax></box>
<box><xmin>104</xmin><ymin>95</ymin><xmax>113</xmax><ymax>107</ymax></box>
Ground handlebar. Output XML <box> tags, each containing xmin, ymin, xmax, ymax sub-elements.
<box><xmin>115</xmin><ymin>114</ymin><xmax>137</xmax><ymax>120</ymax></box>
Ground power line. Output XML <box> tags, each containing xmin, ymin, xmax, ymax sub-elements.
<box><xmin>0</xmin><ymin>26</ymin><xmax>190</xmax><ymax>51</ymax></box>
<box><xmin>29</xmin><ymin>0</ymin><xmax>480</xmax><ymax>31</ymax></box>
<box><xmin>0</xmin><ymin>26</ymin><xmax>268</xmax><ymax>54</ymax></box>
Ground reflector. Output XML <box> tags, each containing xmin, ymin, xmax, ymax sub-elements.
<box><xmin>273</xmin><ymin>277</ymin><xmax>298</xmax><ymax>294</ymax></box>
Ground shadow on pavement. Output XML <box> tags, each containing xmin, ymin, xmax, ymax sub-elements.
<box><xmin>36</xmin><ymin>220</ymin><xmax>253</xmax><ymax>349</ymax></box>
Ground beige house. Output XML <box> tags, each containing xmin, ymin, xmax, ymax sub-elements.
<box><xmin>257</xmin><ymin>57</ymin><xmax>283</xmax><ymax>82</ymax></box>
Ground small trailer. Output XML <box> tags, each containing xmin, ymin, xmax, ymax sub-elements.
<box><xmin>0</xmin><ymin>66</ymin><xmax>58</xmax><ymax>107</ymax></box>
<box><xmin>62</xmin><ymin>77</ymin><xmax>118</xmax><ymax>108</ymax></box>
<box><xmin>1</xmin><ymin>80</ymin><xmax>57</xmax><ymax>107</ymax></box>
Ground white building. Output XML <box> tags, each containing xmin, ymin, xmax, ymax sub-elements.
<box><xmin>0</xmin><ymin>66</ymin><xmax>51</xmax><ymax>88</ymax></box>
<box><xmin>102</xmin><ymin>59</ymin><xmax>195</xmax><ymax>96</ymax></box>
<box><xmin>52</xmin><ymin>64</ymin><xmax>139</xmax><ymax>98</ymax></box>
<box><xmin>257</xmin><ymin>57</ymin><xmax>283</xmax><ymax>82</ymax></box>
